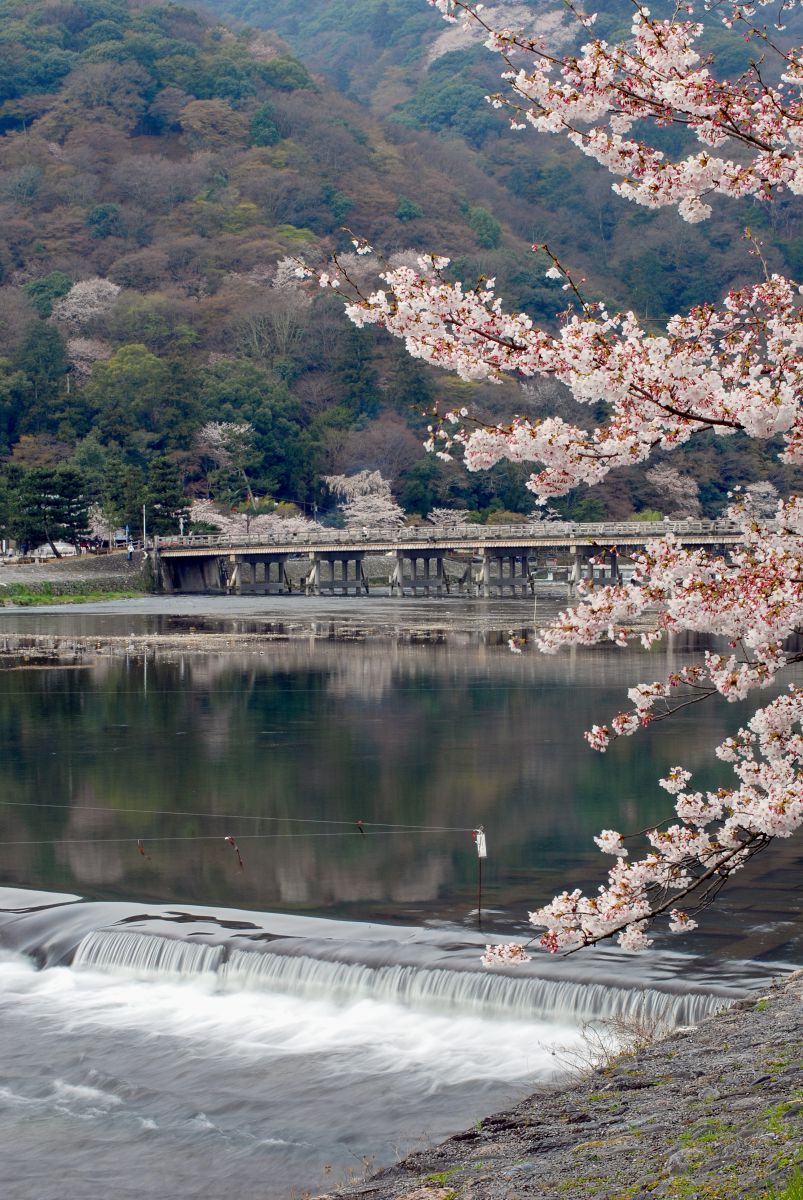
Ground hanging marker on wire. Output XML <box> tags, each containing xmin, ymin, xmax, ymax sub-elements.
<box><xmin>474</xmin><ymin>827</ymin><xmax>487</xmax><ymax>858</ymax></box>
<box><xmin>224</xmin><ymin>835</ymin><xmax>244</xmax><ymax>871</ymax></box>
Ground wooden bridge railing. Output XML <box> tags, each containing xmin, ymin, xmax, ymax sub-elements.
<box><xmin>155</xmin><ymin>518</ymin><xmax>743</xmax><ymax>552</ymax></box>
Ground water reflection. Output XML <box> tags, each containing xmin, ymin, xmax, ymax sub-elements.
<box><xmin>0</xmin><ymin>638</ymin><xmax>800</xmax><ymax>963</ymax></box>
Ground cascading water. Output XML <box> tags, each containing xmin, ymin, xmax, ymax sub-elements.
<box><xmin>71</xmin><ymin>929</ymin><xmax>730</xmax><ymax>1027</ymax></box>
<box><xmin>0</xmin><ymin>887</ymin><xmax>796</xmax><ymax>1200</ymax></box>
<box><xmin>73</xmin><ymin>930</ymin><xmax>223</xmax><ymax>980</ymax></box>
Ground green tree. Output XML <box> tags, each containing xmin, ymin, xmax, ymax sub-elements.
<box><xmin>260</xmin><ymin>56</ymin><xmax>311</xmax><ymax>91</ymax></box>
<box><xmin>0</xmin><ymin>359</ymin><xmax>32</xmax><ymax>455</ymax></box>
<box><xmin>24</xmin><ymin>272</ymin><xmax>73</xmax><ymax>318</ymax></box>
<box><xmin>395</xmin><ymin>195</ymin><xmax>424</xmax><ymax>221</ymax></box>
<box><xmin>85</xmin><ymin>345</ymin><xmax>197</xmax><ymax>451</ymax></box>
<box><xmin>321</xmin><ymin>184</ymin><xmax>353</xmax><ymax>223</ymax></box>
<box><xmin>333</xmin><ymin>328</ymin><xmax>380</xmax><ymax>418</ymax></box>
<box><xmin>467</xmin><ymin>204</ymin><xmax>501</xmax><ymax>249</ymax></box>
<box><xmin>250</xmin><ymin>100</ymin><xmax>281</xmax><ymax>146</ymax></box>
<box><xmin>12</xmin><ymin>323</ymin><xmax>69</xmax><ymax>433</ymax></box>
<box><xmin>86</xmin><ymin>203</ymin><xmax>126</xmax><ymax>238</ymax></box>
<box><xmin>12</xmin><ymin>466</ymin><xmax>89</xmax><ymax>555</ymax></box>
<box><xmin>145</xmin><ymin>456</ymin><xmax>189</xmax><ymax>536</ymax></box>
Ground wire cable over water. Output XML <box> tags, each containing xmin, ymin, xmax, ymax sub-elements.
<box><xmin>0</xmin><ymin>798</ymin><xmax>474</xmax><ymax>833</ymax></box>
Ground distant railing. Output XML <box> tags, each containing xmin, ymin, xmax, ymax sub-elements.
<box><xmin>155</xmin><ymin>518</ymin><xmax>744</xmax><ymax>552</ymax></box>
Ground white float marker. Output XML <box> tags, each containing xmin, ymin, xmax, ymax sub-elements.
<box><xmin>473</xmin><ymin>826</ymin><xmax>487</xmax><ymax>927</ymax></box>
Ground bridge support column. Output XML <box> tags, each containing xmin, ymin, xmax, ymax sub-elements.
<box><xmin>568</xmin><ymin>546</ymin><xmax>579</xmax><ymax>594</ymax></box>
<box><xmin>609</xmin><ymin>549</ymin><xmax>620</xmax><ymax>584</ymax></box>
<box><xmin>155</xmin><ymin>553</ymin><xmax>172</xmax><ymax>593</ymax></box>
<box><xmin>481</xmin><ymin>550</ymin><xmax>490</xmax><ymax>598</ymax></box>
<box><xmin>228</xmin><ymin>556</ymin><xmax>241</xmax><ymax>595</ymax></box>
<box><xmin>526</xmin><ymin>553</ymin><xmax>536</xmax><ymax>595</ymax></box>
<box><xmin>202</xmin><ymin>557</ymin><xmax>222</xmax><ymax>593</ymax></box>
<box><xmin>390</xmin><ymin>551</ymin><xmax>405</xmax><ymax>596</ymax></box>
<box><xmin>434</xmin><ymin>553</ymin><xmax>445</xmax><ymax>596</ymax></box>
<box><xmin>306</xmin><ymin>555</ymin><xmax>320</xmax><ymax>596</ymax></box>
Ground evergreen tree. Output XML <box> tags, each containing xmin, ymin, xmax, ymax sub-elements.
<box><xmin>145</xmin><ymin>457</ymin><xmax>189</xmax><ymax>536</ymax></box>
<box><xmin>13</xmin><ymin>323</ymin><xmax>69</xmax><ymax>431</ymax></box>
<box><xmin>333</xmin><ymin>328</ymin><xmax>380</xmax><ymax>419</ymax></box>
<box><xmin>11</xmin><ymin>466</ymin><xmax>89</xmax><ymax>555</ymax></box>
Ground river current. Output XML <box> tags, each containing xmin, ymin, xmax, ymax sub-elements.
<box><xmin>0</xmin><ymin>594</ymin><xmax>800</xmax><ymax>1198</ymax></box>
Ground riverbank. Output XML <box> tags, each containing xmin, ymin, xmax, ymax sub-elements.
<box><xmin>317</xmin><ymin>971</ymin><xmax>802</xmax><ymax>1200</ymax></box>
<box><xmin>0</xmin><ymin>549</ymin><xmax>149</xmax><ymax>598</ymax></box>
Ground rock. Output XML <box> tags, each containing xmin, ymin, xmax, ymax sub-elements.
<box><xmin>666</xmin><ymin>1149</ymin><xmax>695</xmax><ymax>1175</ymax></box>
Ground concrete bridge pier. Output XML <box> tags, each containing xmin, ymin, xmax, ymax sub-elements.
<box><xmin>227</xmin><ymin>556</ymin><xmax>241</xmax><ymax>594</ymax></box>
<box><xmin>479</xmin><ymin>550</ymin><xmax>491</xmax><ymax>598</ymax></box>
<box><xmin>568</xmin><ymin>546</ymin><xmax>578</xmax><ymax>594</ymax></box>
<box><xmin>434</xmin><ymin>553</ymin><xmax>446</xmax><ymax>596</ymax></box>
<box><xmin>305</xmin><ymin>554</ymin><xmax>321</xmax><ymax>596</ymax></box>
<box><xmin>390</xmin><ymin>551</ymin><xmax>405</xmax><ymax>597</ymax></box>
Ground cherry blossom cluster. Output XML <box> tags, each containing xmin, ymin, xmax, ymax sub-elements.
<box><xmin>529</xmin><ymin>683</ymin><xmax>801</xmax><ymax>951</ymax></box>
<box><xmin>66</xmin><ymin>337</ymin><xmax>113</xmax><ymax>382</ymax></box>
<box><xmin>52</xmin><ymin>278</ymin><xmax>121</xmax><ymax>327</ymax></box>
<box><xmin>345</xmin><ymin>264</ymin><xmax>803</xmax><ymax>497</ymax></box>
<box><xmin>481</xmin><ymin>941</ymin><xmax>532</xmax><ymax>967</ymax></box>
<box><xmin>427</xmin><ymin>507</ymin><xmax>473</xmax><ymax>526</ymax></box>
<box><xmin>194</xmin><ymin>421</ymin><xmax>255</xmax><ymax>468</ymax></box>
<box><xmin>429</xmin><ymin>1</ymin><xmax>803</xmax><ymax>222</ymax></box>
<box><xmin>324</xmin><ymin>471</ymin><xmax>406</xmax><ymax>529</ymax></box>
<box><xmin>188</xmin><ymin>499</ymin><xmax>317</xmax><ymax>539</ymax></box>
<box><xmin>537</xmin><ymin>499</ymin><xmax>802</xmax><ymax>691</ymax></box>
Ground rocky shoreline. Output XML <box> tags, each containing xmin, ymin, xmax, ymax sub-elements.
<box><xmin>318</xmin><ymin>971</ymin><xmax>802</xmax><ymax>1200</ymax></box>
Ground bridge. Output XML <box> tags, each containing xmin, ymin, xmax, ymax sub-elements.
<box><xmin>151</xmin><ymin>519</ymin><xmax>742</xmax><ymax>597</ymax></box>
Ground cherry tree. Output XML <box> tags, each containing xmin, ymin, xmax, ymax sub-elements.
<box><xmin>645</xmin><ymin>464</ymin><xmax>701</xmax><ymax>518</ymax></box>
<box><xmin>312</xmin><ymin>0</ymin><xmax>803</xmax><ymax>953</ymax></box>
<box><xmin>51</xmin><ymin>279</ymin><xmax>121</xmax><ymax>328</ymax></box>
<box><xmin>743</xmin><ymin>480</ymin><xmax>782</xmax><ymax>519</ymax></box>
<box><xmin>66</xmin><ymin>337</ymin><xmax>113</xmax><ymax>383</ymax></box>
<box><xmin>324</xmin><ymin>470</ymin><xmax>406</xmax><ymax>529</ymax></box>
<box><xmin>427</xmin><ymin>507</ymin><xmax>473</xmax><ymax>526</ymax></box>
<box><xmin>188</xmin><ymin>498</ymin><xmax>317</xmax><ymax>539</ymax></box>
<box><xmin>194</xmin><ymin>421</ymin><xmax>257</xmax><ymax>507</ymax></box>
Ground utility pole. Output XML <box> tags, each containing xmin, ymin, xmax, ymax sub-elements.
<box><xmin>142</xmin><ymin>504</ymin><xmax>147</xmax><ymax>548</ymax></box>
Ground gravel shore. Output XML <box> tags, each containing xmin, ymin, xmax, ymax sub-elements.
<box><xmin>317</xmin><ymin>971</ymin><xmax>802</xmax><ymax>1200</ymax></box>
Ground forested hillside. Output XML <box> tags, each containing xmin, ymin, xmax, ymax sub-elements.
<box><xmin>0</xmin><ymin>0</ymin><xmax>799</xmax><ymax>545</ymax></box>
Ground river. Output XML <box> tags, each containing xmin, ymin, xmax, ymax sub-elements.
<box><xmin>0</xmin><ymin>595</ymin><xmax>800</xmax><ymax>1199</ymax></box>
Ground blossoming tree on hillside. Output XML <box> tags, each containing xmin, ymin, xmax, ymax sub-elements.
<box><xmin>313</xmin><ymin>0</ymin><xmax>803</xmax><ymax>954</ymax></box>
<box><xmin>189</xmin><ymin>498</ymin><xmax>317</xmax><ymax>539</ymax></box>
<box><xmin>324</xmin><ymin>470</ymin><xmax>406</xmax><ymax>529</ymax></box>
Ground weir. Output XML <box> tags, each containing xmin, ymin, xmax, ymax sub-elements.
<box><xmin>1</xmin><ymin>887</ymin><xmax>790</xmax><ymax>1029</ymax></box>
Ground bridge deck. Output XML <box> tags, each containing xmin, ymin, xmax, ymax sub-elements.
<box><xmin>155</xmin><ymin>519</ymin><xmax>742</xmax><ymax>558</ymax></box>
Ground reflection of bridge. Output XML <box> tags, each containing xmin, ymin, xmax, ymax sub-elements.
<box><xmin>153</xmin><ymin>519</ymin><xmax>741</xmax><ymax>597</ymax></box>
